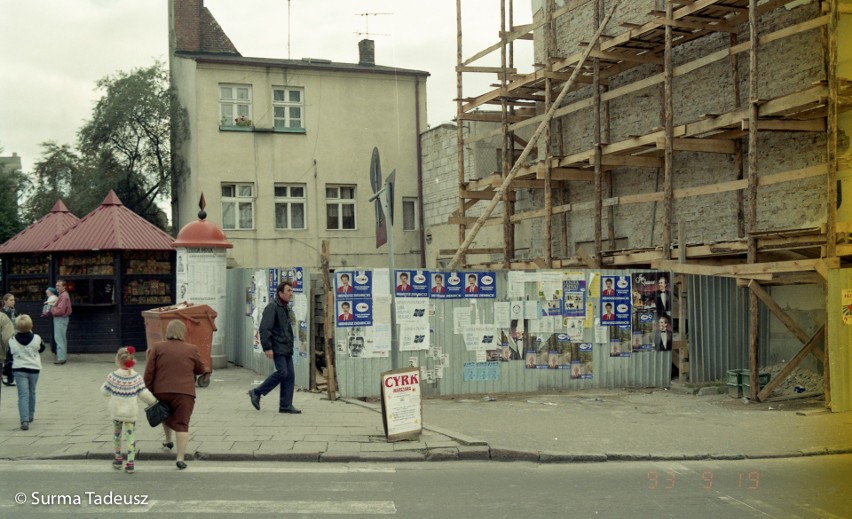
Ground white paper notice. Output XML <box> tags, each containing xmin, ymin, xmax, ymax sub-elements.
<box><xmin>463</xmin><ymin>324</ymin><xmax>497</xmax><ymax>351</ymax></box>
<box><xmin>373</xmin><ymin>294</ymin><xmax>392</xmax><ymax>324</ymax></box>
<box><xmin>454</xmin><ymin>307</ymin><xmax>471</xmax><ymax>334</ymax></box>
<box><xmin>292</xmin><ymin>293</ymin><xmax>308</xmax><ymax>321</ymax></box>
<box><xmin>538</xmin><ymin>271</ymin><xmax>563</xmax><ymax>300</ymax></box>
<box><xmin>493</xmin><ymin>302</ymin><xmax>511</xmax><ymax>328</ymax></box>
<box><xmin>396</xmin><ymin>297</ymin><xmax>429</xmax><ymax>325</ymax></box>
<box><xmin>524</xmin><ymin>300</ymin><xmax>541</xmax><ymax>320</ymax></box>
<box><xmin>510</xmin><ymin>301</ymin><xmax>524</xmax><ymax>321</ymax></box>
<box><xmin>566</xmin><ymin>318</ymin><xmax>584</xmax><ymax>341</ymax></box>
<box><xmin>399</xmin><ymin>323</ymin><xmax>430</xmax><ymax>351</ymax></box>
<box><xmin>507</xmin><ymin>271</ymin><xmax>525</xmax><ymax>298</ymax></box>
<box><xmin>371</xmin><ymin>323</ymin><xmax>392</xmax><ymax>354</ymax></box>
<box><xmin>594</xmin><ymin>318</ymin><xmax>609</xmax><ymax>344</ymax></box>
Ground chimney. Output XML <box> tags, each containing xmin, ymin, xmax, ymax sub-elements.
<box><xmin>358</xmin><ymin>39</ymin><xmax>375</xmax><ymax>66</ymax></box>
<box><xmin>170</xmin><ymin>0</ymin><xmax>203</xmax><ymax>53</ymax></box>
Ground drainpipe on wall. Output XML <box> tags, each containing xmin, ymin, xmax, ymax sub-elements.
<box><xmin>415</xmin><ymin>79</ymin><xmax>426</xmax><ymax>268</ymax></box>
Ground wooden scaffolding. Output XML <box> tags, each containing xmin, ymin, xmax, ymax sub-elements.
<box><xmin>447</xmin><ymin>0</ymin><xmax>850</xmax><ymax>399</ymax></box>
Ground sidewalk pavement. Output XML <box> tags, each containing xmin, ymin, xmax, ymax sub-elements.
<box><xmin>1</xmin><ymin>354</ymin><xmax>851</xmax><ymax>464</ymax></box>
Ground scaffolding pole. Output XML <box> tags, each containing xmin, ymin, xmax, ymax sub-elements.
<box><xmin>449</xmin><ymin>0</ymin><xmax>622</xmax><ymax>270</ymax></box>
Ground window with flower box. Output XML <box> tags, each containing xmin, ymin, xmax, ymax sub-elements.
<box><xmin>219</xmin><ymin>84</ymin><xmax>252</xmax><ymax>128</ymax></box>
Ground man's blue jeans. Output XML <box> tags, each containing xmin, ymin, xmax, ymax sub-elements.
<box><xmin>13</xmin><ymin>371</ymin><xmax>39</xmax><ymax>423</ymax></box>
<box><xmin>254</xmin><ymin>355</ymin><xmax>295</xmax><ymax>410</ymax></box>
<box><xmin>53</xmin><ymin>316</ymin><xmax>69</xmax><ymax>362</ymax></box>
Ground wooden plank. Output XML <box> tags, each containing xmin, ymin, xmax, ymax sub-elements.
<box><xmin>741</xmin><ymin>119</ymin><xmax>826</xmax><ymax>131</ymax></box>
<box><xmin>597</xmin><ymin>155</ymin><xmax>664</xmax><ymax>167</ymax></box>
<box><xmin>462</xmin><ymin>189</ymin><xmax>510</xmax><ymax>200</ymax></box>
<box><xmin>655</xmin><ymin>16</ymin><xmax>738</xmax><ymax>34</ymax></box>
<box><xmin>756</xmin><ymin>326</ymin><xmax>825</xmax><ymax>402</ymax></box>
<box><xmin>320</xmin><ymin>240</ymin><xmax>337</xmax><ymax>401</ymax></box>
<box><xmin>456</xmin><ymin>65</ymin><xmax>518</xmax><ymax>74</ymax></box>
<box><xmin>747</xmin><ymin>280</ymin><xmax>810</xmax><ymax>344</ymax></box>
<box><xmin>447</xmin><ymin>216</ymin><xmax>503</xmax><ymax>226</ymax></box>
<box><xmin>651</xmin><ymin>261</ymin><xmax>774</xmax><ymax>280</ymax></box>
<box><xmin>458</xmin><ymin>112</ymin><xmax>527</xmax><ymax>123</ymax></box>
<box><xmin>655</xmin><ymin>258</ymin><xmax>839</xmax><ymax>276</ymax></box>
<box><xmin>758</xmin><ymin>164</ymin><xmax>826</xmax><ymax>187</ymax></box>
<box><xmin>657</xmin><ymin>137</ymin><xmax>737</xmax><ymax>154</ymax></box>
<box><xmin>588</xmin><ymin>49</ymin><xmax>663</xmax><ymax>65</ymax></box>
<box><xmin>540</xmin><ymin>168</ymin><xmax>595</xmax><ymax>181</ymax></box>
<box><xmin>438</xmin><ymin>247</ymin><xmax>504</xmax><ymax>255</ymax></box>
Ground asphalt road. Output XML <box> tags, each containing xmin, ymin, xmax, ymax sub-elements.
<box><xmin>1</xmin><ymin>456</ymin><xmax>849</xmax><ymax>518</ymax></box>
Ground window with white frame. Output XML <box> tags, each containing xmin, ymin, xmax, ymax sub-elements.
<box><xmin>402</xmin><ymin>197</ymin><xmax>418</xmax><ymax>231</ymax></box>
<box><xmin>326</xmin><ymin>185</ymin><xmax>356</xmax><ymax>230</ymax></box>
<box><xmin>274</xmin><ymin>184</ymin><xmax>306</xmax><ymax>230</ymax></box>
<box><xmin>220</xmin><ymin>84</ymin><xmax>252</xmax><ymax>126</ymax></box>
<box><xmin>221</xmin><ymin>183</ymin><xmax>254</xmax><ymax>230</ymax></box>
<box><xmin>272</xmin><ymin>87</ymin><xmax>304</xmax><ymax>130</ymax></box>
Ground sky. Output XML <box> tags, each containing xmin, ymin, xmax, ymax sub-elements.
<box><xmin>0</xmin><ymin>0</ymin><xmax>535</xmax><ymax>175</ymax></box>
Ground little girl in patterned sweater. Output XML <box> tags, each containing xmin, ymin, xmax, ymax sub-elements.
<box><xmin>101</xmin><ymin>346</ymin><xmax>157</xmax><ymax>474</ymax></box>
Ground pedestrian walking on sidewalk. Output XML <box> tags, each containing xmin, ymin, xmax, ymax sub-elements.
<box><xmin>49</xmin><ymin>280</ymin><xmax>72</xmax><ymax>365</ymax></box>
<box><xmin>101</xmin><ymin>346</ymin><xmax>157</xmax><ymax>474</ymax></box>
<box><xmin>4</xmin><ymin>315</ymin><xmax>45</xmax><ymax>430</ymax></box>
<box><xmin>144</xmin><ymin>320</ymin><xmax>208</xmax><ymax>470</ymax></box>
<box><xmin>2</xmin><ymin>294</ymin><xmax>17</xmax><ymax>386</ymax></box>
<box><xmin>248</xmin><ymin>280</ymin><xmax>301</xmax><ymax>415</ymax></box>
<box><xmin>0</xmin><ymin>311</ymin><xmax>14</xmax><ymax>404</ymax></box>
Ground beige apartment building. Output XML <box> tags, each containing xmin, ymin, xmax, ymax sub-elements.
<box><xmin>168</xmin><ymin>1</ymin><xmax>428</xmax><ymax>269</ymax></box>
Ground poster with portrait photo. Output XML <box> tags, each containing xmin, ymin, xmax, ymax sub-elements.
<box><xmin>631</xmin><ymin>310</ymin><xmax>656</xmax><ymax>352</ymax></box>
<box><xmin>600</xmin><ymin>275</ymin><xmax>631</xmax><ymax>326</ymax></box>
<box><xmin>577</xmin><ymin>343</ymin><xmax>593</xmax><ymax>378</ymax></box>
<box><xmin>335</xmin><ymin>270</ymin><xmax>372</xmax><ymax>299</ymax></box>
<box><xmin>394</xmin><ymin>269</ymin><xmax>428</xmax><ymax>297</ymax></box>
<box><xmin>609</xmin><ymin>325</ymin><xmax>632</xmax><ymax>357</ymax></box>
<box><xmin>336</xmin><ymin>298</ymin><xmax>372</xmax><ymax>327</ymax></box>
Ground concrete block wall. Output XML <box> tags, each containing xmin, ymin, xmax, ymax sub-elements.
<box><xmin>527</xmin><ymin>0</ymin><xmax>827</xmax><ymax>251</ymax></box>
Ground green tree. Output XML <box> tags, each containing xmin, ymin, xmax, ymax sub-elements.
<box><xmin>76</xmin><ymin>62</ymin><xmax>188</xmax><ymax>230</ymax></box>
<box><xmin>24</xmin><ymin>141</ymin><xmax>80</xmax><ymax>221</ymax></box>
<box><xmin>0</xmin><ymin>148</ymin><xmax>26</xmax><ymax>243</ymax></box>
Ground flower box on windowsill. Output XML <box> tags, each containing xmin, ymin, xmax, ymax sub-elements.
<box><xmin>273</xmin><ymin>126</ymin><xmax>306</xmax><ymax>134</ymax></box>
<box><xmin>220</xmin><ymin>125</ymin><xmax>255</xmax><ymax>132</ymax></box>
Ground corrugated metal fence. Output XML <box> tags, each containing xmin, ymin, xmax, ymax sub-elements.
<box><xmin>222</xmin><ymin>268</ymin><xmax>311</xmax><ymax>389</ymax></box>
<box><xmin>334</xmin><ymin>270</ymin><xmax>673</xmax><ymax>398</ymax></box>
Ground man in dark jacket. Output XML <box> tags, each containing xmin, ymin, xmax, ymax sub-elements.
<box><xmin>248</xmin><ymin>281</ymin><xmax>301</xmax><ymax>414</ymax></box>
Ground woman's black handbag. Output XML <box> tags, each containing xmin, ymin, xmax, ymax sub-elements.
<box><xmin>145</xmin><ymin>401</ymin><xmax>171</xmax><ymax>427</ymax></box>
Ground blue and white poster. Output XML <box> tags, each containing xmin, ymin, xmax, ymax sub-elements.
<box><xmin>563</xmin><ymin>278</ymin><xmax>586</xmax><ymax>317</ymax></box>
<box><xmin>335</xmin><ymin>270</ymin><xmax>372</xmax><ymax>299</ymax></box>
<box><xmin>428</xmin><ymin>271</ymin><xmax>449</xmax><ymax>296</ymax></box>
<box><xmin>336</xmin><ymin>298</ymin><xmax>372</xmax><ymax>327</ymax></box>
<box><xmin>291</xmin><ymin>267</ymin><xmax>305</xmax><ymax>293</ymax></box>
<box><xmin>600</xmin><ymin>275</ymin><xmax>631</xmax><ymax>326</ymax></box>
<box><xmin>395</xmin><ymin>270</ymin><xmax>429</xmax><ymax>297</ymax></box>
<box><xmin>432</xmin><ymin>272</ymin><xmax>464</xmax><ymax>299</ymax></box>
<box><xmin>461</xmin><ymin>271</ymin><xmax>497</xmax><ymax>299</ymax></box>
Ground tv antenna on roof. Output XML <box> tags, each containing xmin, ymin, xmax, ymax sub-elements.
<box><xmin>355</xmin><ymin>12</ymin><xmax>391</xmax><ymax>38</ymax></box>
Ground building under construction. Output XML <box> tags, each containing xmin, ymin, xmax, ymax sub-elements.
<box><xmin>419</xmin><ymin>0</ymin><xmax>852</xmax><ymax>408</ymax></box>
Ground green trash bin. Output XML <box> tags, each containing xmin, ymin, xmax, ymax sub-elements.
<box><xmin>726</xmin><ymin>369</ymin><xmax>743</xmax><ymax>398</ymax></box>
<box><xmin>727</xmin><ymin>369</ymin><xmax>771</xmax><ymax>398</ymax></box>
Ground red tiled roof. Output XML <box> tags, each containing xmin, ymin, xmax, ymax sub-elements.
<box><xmin>45</xmin><ymin>191</ymin><xmax>175</xmax><ymax>252</ymax></box>
<box><xmin>0</xmin><ymin>200</ymin><xmax>80</xmax><ymax>253</ymax></box>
